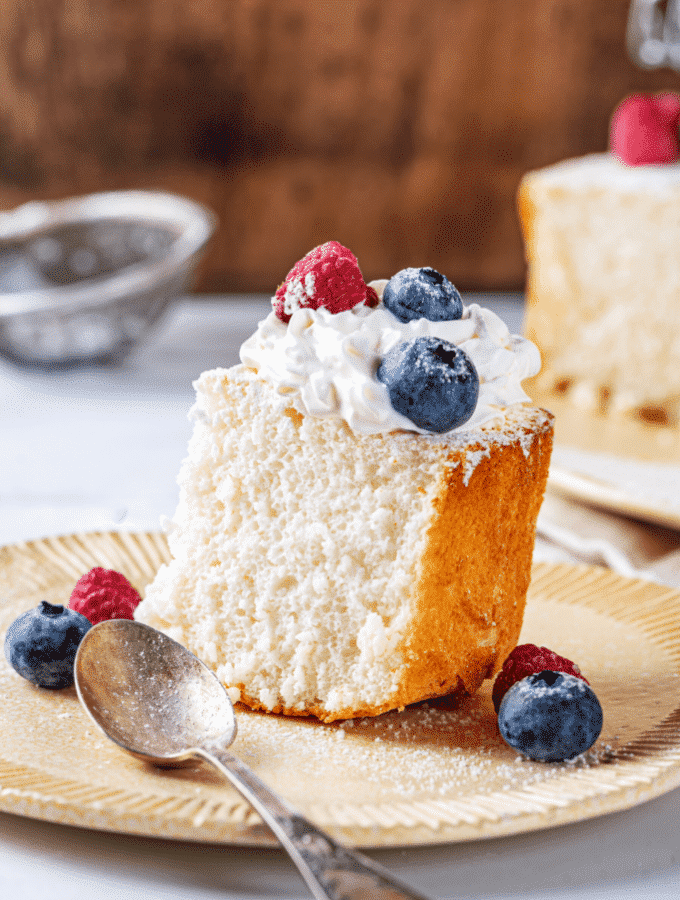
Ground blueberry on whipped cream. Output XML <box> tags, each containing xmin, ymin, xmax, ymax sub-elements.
<box><xmin>382</xmin><ymin>267</ymin><xmax>463</xmax><ymax>323</ymax></box>
<box><xmin>377</xmin><ymin>336</ymin><xmax>479</xmax><ymax>433</ymax></box>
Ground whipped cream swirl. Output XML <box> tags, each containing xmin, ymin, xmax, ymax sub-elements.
<box><xmin>240</xmin><ymin>284</ymin><xmax>541</xmax><ymax>435</ymax></box>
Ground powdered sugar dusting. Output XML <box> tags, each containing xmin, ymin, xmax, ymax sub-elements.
<box><xmin>232</xmin><ymin>686</ymin><xmax>616</xmax><ymax>814</ymax></box>
<box><xmin>283</xmin><ymin>272</ymin><xmax>316</xmax><ymax>318</ymax></box>
<box><xmin>462</xmin><ymin>447</ymin><xmax>491</xmax><ymax>485</ymax></box>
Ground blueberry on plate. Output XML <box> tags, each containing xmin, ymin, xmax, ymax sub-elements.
<box><xmin>4</xmin><ymin>601</ymin><xmax>92</xmax><ymax>689</ymax></box>
<box><xmin>498</xmin><ymin>670</ymin><xmax>603</xmax><ymax>762</ymax></box>
<box><xmin>377</xmin><ymin>336</ymin><xmax>479</xmax><ymax>432</ymax></box>
<box><xmin>382</xmin><ymin>267</ymin><xmax>463</xmax><ymax>322</ymax></box>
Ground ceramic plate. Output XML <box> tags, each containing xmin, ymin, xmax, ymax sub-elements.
<box><xmin>522</xmin><ymin>388</ymin><xmax>680</xmax><ymax>530</ymax></box>
<box><xmin>547</xmin><ymin>439</ymin><xmax>680</xmax><ymax>531</ymax></box>
<box><xmin>548</xmin><ymin>460</ymin><xmax>680</xmax><ymax>531</ymax></box>
<box><xmin>1</xmin><ymin>531</ymin><xmax>680</xmax><ymax>848</ymax></box>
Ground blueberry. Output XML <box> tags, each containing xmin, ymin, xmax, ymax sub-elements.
<box><xmin>498</xmin><ymin>671</ymin><xmax>603</xmax><ymax>762</ymax></box>
<box><xmin>377</xmin><ymin>336</ymin><xmax>479</xmax><ymax>432</ymax></box>
<box><xmin>4</xmin><ymin>601</ymin><xmax>92</xmax><ymax>689</ymax></box>
<box><xmin>382</xmin><ymin>267</ymin><xmax>463</xmax><ymax>322</ymax></box>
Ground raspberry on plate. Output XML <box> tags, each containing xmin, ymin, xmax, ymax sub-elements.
<box><xmin>273</xmin><ymin>241</ymin><xmax>375</xmax><ymax>323</ymax></box>
<box><xmin>69</xmin><ymin>567</ymin><xmax>142</xmax><ymax>625</ymax></box>
<box><xmin>492</xmin><ymin>643</ymin><xmax>587</xmax><ymax>713</ymax></box>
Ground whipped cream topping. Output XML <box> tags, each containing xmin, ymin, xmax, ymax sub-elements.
<box><xmin>240</xmin><ymin>283</ymin><xmax>541</xmax><ymax>435</ymax></box>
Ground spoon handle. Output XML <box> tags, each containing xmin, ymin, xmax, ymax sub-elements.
<box><xmin>198</xmin><ymin>746</ymin><xmax>431</xmax><ymax>900</ymax></box>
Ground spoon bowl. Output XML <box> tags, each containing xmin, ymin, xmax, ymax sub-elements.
<box><xmin>74</xmin><ymin>619</ymin><xmax>430</xmax><ymax>900</ymax></box>
<box><xmin>75</xmin><ymin>619</ymin><xmax>236</xmax><ymax>765</ymax></box>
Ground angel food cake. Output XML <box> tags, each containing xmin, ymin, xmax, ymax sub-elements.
<box><xmin>135</xmin><ymin>243</ymin><xmax>553</xmax><ymax>722</ymax></box>
<box><xmin>520</xmin><ymin>92</ymin><xmax>680</xmax><ymax>426</ymax></box>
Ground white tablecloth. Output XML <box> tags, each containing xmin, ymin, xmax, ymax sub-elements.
<box><xmin>2</xmin><ymin>295</ymin><xmax>680</xmax><ymax>900</ymax></box>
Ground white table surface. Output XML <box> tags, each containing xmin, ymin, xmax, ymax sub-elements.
<box><xmin>1</xmin><ymin>295</ymin><xmax>680</xmax><ymax>900</ymax></box>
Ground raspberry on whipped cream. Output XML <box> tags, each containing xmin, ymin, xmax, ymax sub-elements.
<box><xmin>273</xmin><ymin>241</ymin><xmax>377</xmax><ymax>323</ymax></box>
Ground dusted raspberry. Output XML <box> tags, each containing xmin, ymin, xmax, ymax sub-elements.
<box><xmin>273</xmin><ymin>241</ymin><xmax>372</xmax><ymax>323</ymax></box>
<box><xmin>610</xmin><ymin>93</ymin><xmax>680</xmax><ymax>166</ymax></box>
<box><xmin>492</xmin><ymin>643</ymin><xmax>588</xmax><ymax>713</ymax></box>
<box><xmin>69</xmin><ymin>567</ymin><xmax>142</xmax><ymax>624</ymax></box>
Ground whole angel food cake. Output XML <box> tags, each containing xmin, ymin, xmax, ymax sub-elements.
<box><xmin>520</xmin><ymin>92</ymin><xmax>680</xmax><ymax>426</ymax></box>
<box><xmin>135</xmin><ymin>243</ymin><xmax>553</xmax><ymax>722</ymax></box>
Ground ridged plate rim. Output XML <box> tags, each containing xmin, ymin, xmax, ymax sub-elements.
<box><xmin>1</xmin><ymin>530</ymin><xmax>680</xmax><ymax>848</ymax></box>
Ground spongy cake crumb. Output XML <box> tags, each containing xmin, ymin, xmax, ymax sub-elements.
<box><xmin>135</xmin><ymin>364</ymin><xmax>553</xmax><ymax>721</ymax></box>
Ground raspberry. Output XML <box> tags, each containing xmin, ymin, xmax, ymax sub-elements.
<box><xmin>273</xmin><ymin>241</ymin><xmax>374</xmax><ymax>323</ymax></box>
<box><xmin>69</xmin><ymin>567</ymin><xmax>142</xmax><ymax>625</ymax></box>
<box><xmin>365</xmin><ymin>284</ymin><xmax>380</xmax><ymax>308</ymax></box>
<box><xmin>492</xmin><ymin>643</ymin><xmax>587</xmax><ymax>713</ymax></box>
<box><xmin>609</xmin><ymin>93</ymin><xmax>680</xmax><ymax>166</ymax></box>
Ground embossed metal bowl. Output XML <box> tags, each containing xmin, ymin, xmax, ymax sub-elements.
<box><xmin>0</xmin><ymin>190</ymin><xmax>216</xmax><ymax>368</ymax></box>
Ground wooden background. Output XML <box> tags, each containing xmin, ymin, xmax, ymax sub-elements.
<box><xmin>1</xmin><ymin>0</ymin><xmax>679</xmax><ymax>292</ymax></box>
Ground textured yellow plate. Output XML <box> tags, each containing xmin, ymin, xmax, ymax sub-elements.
<box><xmin>1</xmin><ymin>531</ymin><xmax>680</xmax><ymax>848</ymax></box>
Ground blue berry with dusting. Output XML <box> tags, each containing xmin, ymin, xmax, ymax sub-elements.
<box><xmin>377</xmin><ymin>336</ymin><xmax>479</xmax><ymax>432</ymax></box>
<box><xmin>382</xmin><ymin>267</ymin><xmax>463</xmax><ymax>322</ymax></box>
<box><xmin>498</xmin><ymin>670</ymin><xmax>603</xmax><ymax>762</ymax></box>
<box><xmin>4</xmin><ymin>601</ymin><xmax>92</xmax><ymax>689</ymax></box>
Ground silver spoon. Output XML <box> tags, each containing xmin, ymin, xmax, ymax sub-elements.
<box><xmin>74</xmin><ymin>619</ymin><xmax>431</xmax><ymax>900</ymax></box>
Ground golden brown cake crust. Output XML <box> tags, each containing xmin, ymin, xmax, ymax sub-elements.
<box><xmin>396</xmin><ymin>416</ymin><xmax>553</xmax><ymax>710</ymax></box>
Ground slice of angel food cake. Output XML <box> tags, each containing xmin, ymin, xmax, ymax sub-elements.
<box><xmin>519</xmin><ymin>92</ymin><xmax>680</xmax><ymax>425</ymax></box>
<box><xmin>135</xmin><ymin>243</ymin><xmax>553</xmax><ymax>722</ymax></box>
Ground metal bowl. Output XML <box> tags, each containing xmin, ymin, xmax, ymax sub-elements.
<box><xmin>0</xmin><ymin>190</ymin><xmax>217</xmax><ymax>368</ymax></box>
